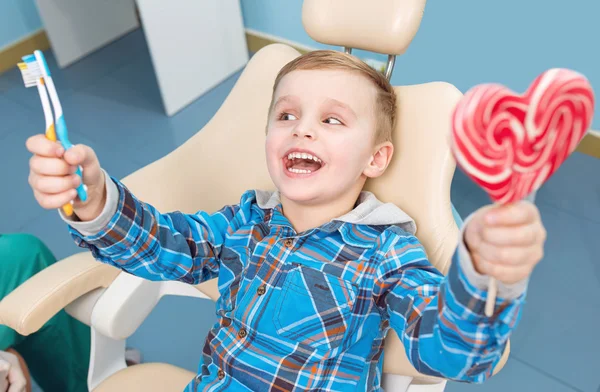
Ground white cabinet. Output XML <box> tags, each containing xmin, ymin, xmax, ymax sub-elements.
<box><xmin>36</xmin><ymin>0</ymin><xmax>249</xmax><ymax>116</ymax></box>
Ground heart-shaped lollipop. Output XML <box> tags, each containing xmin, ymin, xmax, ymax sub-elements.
<box><xmin>450</xmin><ymin>68</ymin><xmax>595</xmax><ymax>316</ymax></box>
<box><xmin>451</xmin><ymin>68</ymin><xmax>595</xmax><ymax>205</ymax></box>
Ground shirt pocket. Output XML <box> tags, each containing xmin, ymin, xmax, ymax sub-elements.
<box><xmin>273</xmin><ymin>264</ymin><xmax>358</xmax><ymax>353</ymax></box>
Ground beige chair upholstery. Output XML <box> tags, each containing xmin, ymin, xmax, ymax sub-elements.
<box><xmin>0</xmin><ymin>0</ymin><xmax>510</xmax><ymax>389</ymax></box>
<box><xmin>93</xmin><ymin>363</ymin><xmax>195</xmax><ymax>392</ymax></box>
<box><xmin>303</xmin><ymin>0</ymin><xmax>427</xmax><ymax>55</ymax></box>
<box><xmin>0</xmin><ymin>254</ymin><xmax>119</xmax><ymax>335</ymax></box>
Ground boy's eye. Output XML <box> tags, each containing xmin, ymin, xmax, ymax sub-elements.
<box><xmin>280</xmin><ymin>113</ymin><xmax>297</xmax><ymax>121</ymax></box>
<box><xmin>324</xmin><ymin>117</ymin><xmax>343</xmax><ymax>125</ymax></box>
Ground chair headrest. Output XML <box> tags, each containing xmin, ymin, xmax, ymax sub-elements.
<box><xmin>302</xmin><ymin>0</ymin><xmax>427</xmax><ymax>55</ymax></box>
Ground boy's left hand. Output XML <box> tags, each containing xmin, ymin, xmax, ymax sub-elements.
<box><xmin>464</xmin><ymin>201</ymin><xmax>547</xmax><ymax>285</ymax></box>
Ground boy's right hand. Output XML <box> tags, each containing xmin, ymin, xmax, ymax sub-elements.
<box><xmin>26</xmin><ymin>134</ymin><xmax>106</xmax><ymax>222</ymax></box>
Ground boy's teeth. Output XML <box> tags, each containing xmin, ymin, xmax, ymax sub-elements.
<box><xmin>288</xmin><ymin>168</ymin><xmax>312</xmax><ymax>174</ymax></box>
<box><xmin>286</xmin><ymin>152</ymin><xmax>322</xmax><ymax>163</ymax></box>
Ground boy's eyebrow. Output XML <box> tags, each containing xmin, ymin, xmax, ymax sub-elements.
<box><xmin>272</xmin><ymin>95</ymin><xmax>298</xmax><ymax>110</ymax></box>
<box><xmin>324</xmin><ymin>98</ymin><xmax>357</xmax><ymax>120</ymax></box>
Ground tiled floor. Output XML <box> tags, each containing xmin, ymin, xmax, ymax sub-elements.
<box><xmin>1</xmin><ymin>29</ymin><xmax>598</xmax><ymax>391</ymax></box>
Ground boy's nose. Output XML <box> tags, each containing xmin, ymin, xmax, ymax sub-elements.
<box><xmin>292</xmin><ymin>126</ymin><xmax>315</xmax><ymax>140</ymax></box>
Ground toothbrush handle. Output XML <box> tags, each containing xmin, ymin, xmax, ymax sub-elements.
<box><xmin>73</xmin><ymin>166</ymin><xmax>87</xmax><ymax>201</ymax></box>
<box><xmin>56</xmin><ymin>117</ymin><xmax>87</xmax><ymax>202</ymax></box>
<box><xmin>45</xmin><ymin>124</ymin><xmax>74</xmax><ymax>216</ymax></box>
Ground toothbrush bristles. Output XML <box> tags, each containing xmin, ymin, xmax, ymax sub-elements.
<box><xmin>17</xmin><ymin>58</ymin><xmax>43</xmax><ymax>88</ymax></box>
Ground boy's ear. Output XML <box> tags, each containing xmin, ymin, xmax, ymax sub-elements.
<box><xmin>363</xmin><ymin>142</ymin><xmax>394</xmax><ymax>179</ymax></box>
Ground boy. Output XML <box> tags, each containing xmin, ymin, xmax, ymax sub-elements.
<box><xmin>25</xmin><ymin>50</ymin><xmax>546</xmax><ymax>391</ymax></box>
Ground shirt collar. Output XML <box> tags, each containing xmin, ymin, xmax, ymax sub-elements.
<box><xmin>254</xmin><ymin>190</ymin><xmax>416</xmax><ymax>235</ymax></box>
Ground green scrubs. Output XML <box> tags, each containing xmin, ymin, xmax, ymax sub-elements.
<box><xmin>0</xmin><ymin>234</ymin><xmax>90</xmax><ymax>392</ymax></box>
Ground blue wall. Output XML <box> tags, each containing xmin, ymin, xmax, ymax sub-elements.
<box><xmin>241</xmin><ymin>0</ymin><xmax>600</xmax><ymax>128</ymax></box>
<box><xmin>3</xmin><ymin>0</ymin><xmax>598</xmax><ymax>129</ymax></box>
<box><xmin>0</xmin><ymin>0</ymin><xmax>43</xmax><ymax>49</ymax></box>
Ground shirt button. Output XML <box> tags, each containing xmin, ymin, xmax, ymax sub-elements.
<box><xmin>257</xmin><ymin>285</ymin><xmax>266</xmax><ymax>295</ymax></box>
<box><xmin>217</xmin><ymin>370</ymin><xmax>225</xmax><ymax>380</ymax></box>
<box><xmin>238</xmin><ymin>328</ymin><xmax>247</xmax><ymax>338</ymax></box>
<box><xmin>284</xmin><ymin>239</ymin><xmax>293</xmax><ymax>248</ymax></box>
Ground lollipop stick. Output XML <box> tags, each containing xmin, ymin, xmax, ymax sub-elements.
<box><xmin>484</xmin><ymin>191</ymin><xmax>537</xmax><ymax>317</ymax></box>
<box><xmin>485</xmin><ymin>279</ymin><xmax>498</xmax><ymax>316</ymax></box>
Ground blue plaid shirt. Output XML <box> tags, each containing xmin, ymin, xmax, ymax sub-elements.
<box><xmin>67</xmin><ymin>176</ymin><xmax>526</xmax><ymax>391</ymax></box>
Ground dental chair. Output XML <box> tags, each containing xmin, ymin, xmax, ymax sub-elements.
<box><xmin>0</xmin><ymin>0</ymin><xmax>510</xmax><ymax>390</ymax></box>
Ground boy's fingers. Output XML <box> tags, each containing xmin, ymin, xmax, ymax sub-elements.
<box><xmin>26</xmin><ymin>134</ymin><xmax>63</xmax><ymax>157</ymax></box>
<box><xmin>475</xmin><ymin>259</ymin><xmax>533</xmax><ymax>285</ymax></box>
<box><xmin>29</xmin><ymin>155</ymin><xmax>75</xmax><ymax>176</ymax></box>
<box><xmin>464</xmin><ymin>212</ymin><xmax>486</xmax><ymax>251</ymax></box>
<box><xmin>476</xmin><ymin>241</ymin><xmax>544</xmax><ymax>266</ymax></box>
<box><xmin>64</xmin><ymin>145</ymin><xmax>104</xmax><ymax>188</ymax></box>
<box><xmin>29</xmin><ymin>173</ymin><xmax>80</xmax><ymax>194</ymax></box>
<box><xmin>34</xmin><ymin>189</ymin><xmax>77</xmax><ymax>210</ymax></box>
<box><xmin>484</xmin><ymin>201</ymin><xmax>539</xmax><ymax>226</ymax></box>
<box><xmin>63</xmin><ymin>144</ymin><xmax>98</xmax><ymax>169</ymax></box>
<box><xmin>482</xmin><ymin>223</ymin><xmax>540</xmax><ymax>246</ymax></box>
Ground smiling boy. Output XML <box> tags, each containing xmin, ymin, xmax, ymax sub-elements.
<box><xmin>25</xmin><ymin>50</ymin><xmax>545</xmax><ymax>391</ymax></box>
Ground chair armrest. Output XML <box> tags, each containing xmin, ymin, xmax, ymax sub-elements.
<box><xmin>0</xmin><ymin>252</ymin><xmax>120</xmax><ymax>336</ymax></box>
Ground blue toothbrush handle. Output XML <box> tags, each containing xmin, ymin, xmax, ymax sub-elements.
<box><xmin>56</xmin><ymin>116</ymin><xmax>87</xmax><ymax>202</ymax></box>
<box><xmin>74</xmin><ymin>166</ymin><xmax>87</xmax><ymax>202</ymax></box>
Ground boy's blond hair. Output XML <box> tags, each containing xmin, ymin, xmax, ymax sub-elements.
<box><xmin>270</xmin><ymin>50</ymin><xmax>397</xmax><ymax>145</ymax></box>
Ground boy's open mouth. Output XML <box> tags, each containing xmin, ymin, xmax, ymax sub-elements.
<box><xmin>283</xmin><ymin>151</ymin><xmax>324</xmax><ymax>174</ymax></box>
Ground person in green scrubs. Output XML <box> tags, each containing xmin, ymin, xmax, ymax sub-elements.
<box><xmin>0</xmin><ymin>233</ymin><xmax>90</xmax><ymax>392</ymax></box>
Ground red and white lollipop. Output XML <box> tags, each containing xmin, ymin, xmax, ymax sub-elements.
<box><xmin>450</xmin><ymin>68</ymin><xmax>595</xmax><ymax>315</ymax></box>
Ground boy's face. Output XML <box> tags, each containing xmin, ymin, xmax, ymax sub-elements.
<box><xmin>266</xmin><ymin>69</ymin><xmax>389</xmax><ymax>206</ymax></box>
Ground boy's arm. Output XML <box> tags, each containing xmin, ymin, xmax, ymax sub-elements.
<box><xmin>62</xmin><ymin>171</ymin><xmax>244</xmax><ymax>284</ymax></box>
<box><xmin>373</xmin><ymin>233</ymin><xmax>527</xmax><ymax>383</ymax></box>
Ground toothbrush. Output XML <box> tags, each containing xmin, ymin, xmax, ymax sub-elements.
<box><xmin>26</xmin><ymin>51</ymin><xmax>88</xmax><ymax>202</ymax></box>
<box><xmin>20</xmin><ymin>51</ymin><xmax>87</xmax><ymax>207</ymax></box>
<box><xmin>17</xmin><ymin>60</ymin><xmax>74</xmax><ymax>216</ymax></box>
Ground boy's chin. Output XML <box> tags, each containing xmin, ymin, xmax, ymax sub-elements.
<box><xmin>278</xmin><ymin>184</ymin><xmax>325</xmax><ymax>205</ymax></box>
